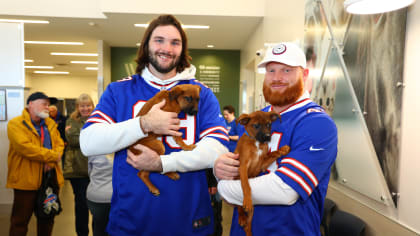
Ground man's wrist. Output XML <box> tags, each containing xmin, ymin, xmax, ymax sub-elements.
<box><xmin>140</xmin><ymin>116</ymin><xmax>150</xmax><ymax>133</ymax></box>
<box><xmin>156</xmin><ymin>159</ymin><xmax>163</xmax><ymax>172</ymax></box>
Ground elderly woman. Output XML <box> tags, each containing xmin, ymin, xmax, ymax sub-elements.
<box><xmin>63</xmin><ymin>94</ymin><xmax>94</xmax><ymax>236</ymax></box>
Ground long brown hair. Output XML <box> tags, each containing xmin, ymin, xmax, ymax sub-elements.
<box><xmin>135</xmin><ymin>14</ymin><xmax>191</xmax><ymax>74</ymax></box>
<box><xmin>70</xmin><ymin>93</ymin><xmax>94</xmax><ymax>120</ymax></box>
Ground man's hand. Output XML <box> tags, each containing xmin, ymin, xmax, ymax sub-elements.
<box><xmin>214</xmin><ymin>152</ymin><xmax>240</xmax><ymax>180</ymax></box>
<box><xmin>126</xmin><ymin>144</ymin><xmax>163</xmax><ymax>172</ymax></box>
<box><xmin>140</xmin><ymin>100</ymin><xmax>182</xmax><ymax>136</ymax></box>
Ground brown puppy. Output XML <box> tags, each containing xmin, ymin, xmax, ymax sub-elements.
<box><xmin>129</xmin><ymin>84</ymin><xmax>201</xmax><ymax>196</ymax></box>
<box><xmin>235</xmin><ymin>111</ymin><xmax>290</xmax><ymax>236</ymax></box>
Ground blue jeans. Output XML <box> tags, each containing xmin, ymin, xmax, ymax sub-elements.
<box><xmin>69</xmin><ymin>178</ymin><xmax>90</xmax><ymax>236</ymax></box>
<box><xmin>87</xmin><ymin>200</ymin><xmax>111</xmax><ymax>236</ymax></box>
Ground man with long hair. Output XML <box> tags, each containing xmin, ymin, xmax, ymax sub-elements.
<box><xmin>80</xmin><ymin>14</ymin><xmax>229</xmax><ymax>235</ymax></box>
<box><xmin>214</xmin><ymin>42</ymin><xmax>338</xmax><ymax>235</ymax></box>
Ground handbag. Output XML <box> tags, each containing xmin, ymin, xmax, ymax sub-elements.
<box><xmin>35</xmin><ymin>168</ymin><xmax>63</xmax><ymax>219</ymax></box>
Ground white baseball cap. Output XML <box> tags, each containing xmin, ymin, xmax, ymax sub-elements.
<box><xmin>257</xmin><ymin>42</ymin><xmax>306</xmax><ymax>69</ymax></box>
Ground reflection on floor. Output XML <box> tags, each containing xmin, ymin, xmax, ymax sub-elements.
<box><xmin>0</xmin><ymin>180</ymin><xmax>234</xmax><ymax>236</ymax></box>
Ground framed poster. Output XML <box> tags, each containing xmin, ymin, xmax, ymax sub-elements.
<box><xmin>0</xmin><ymin>89</ymin><xmax>6</xmax><ymax>121</ymax></box>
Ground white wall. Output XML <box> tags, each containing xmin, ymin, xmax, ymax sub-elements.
<box><xmin>239</xmin><ymin>0</ymin><xmax>304</xmax><ymax>113</ymax></box>
<box><xmin>398</xmin><ymin>1</ymin><xmax>420</xmax><ymax>232</ymax></box>
<box><xmin>0</xmin><ymin>0</ymin><xmax>106</xmax><ymax>18</ymax></box>
<box><xmin>0</xmin><ymin>22</ymin><xmax>25</xmax><ymax>204</ymax></box>
<box><xmin>101</xmin><ymin>0</ymin><xmax>264</xmax><ymax>16</ymax></box>
<box><xmin>26</xmin><ymin>75</ymin><xmax>98</xmax><ymax>104</ymax></box>
<box><xmin>0</xmin><ymin>0</ymin><xmax>263</xmax><ymax>18</ymax></box>
<box><xmin>97</xmin><ymin>40</ymin><xmax>112</xmax><ymax>100</ymax></box>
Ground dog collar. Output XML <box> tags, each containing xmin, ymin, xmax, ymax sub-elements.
<box><xmin>243</xmin><ymin>130</ymin><xmax>256</xmax><ymax>140</ymax></box>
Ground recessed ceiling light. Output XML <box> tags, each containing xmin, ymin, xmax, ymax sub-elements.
<box><xmin>24</xmin><ymin>59</ymin><xmax>34</xmax><ymax>63</ymax></box>
<box><xmin>34</xmin><ymin>71</ymin><xmax>69</xmax><ymax>74</ymax></box>
<box><xmin>25</xmin><ymin>41</ymin><xmax>84</xmax><ymax>45</ymax></box>
<box><xmin>71</xmin><ymin>61</ymin><xmax>98</xmax><ymax>64</ymax></box>
<box><xmin>0</xmin><ymin>19</ymin><xmax>49</xmax><ymax>24</ymax></box>
<box><xmin>86</xmin><ymin>67</ymin><xmax>98</xmax><ymax>70</ymax></box>
<box><xmin>207</xmin><ymin>45</ymin><xmax>215</xmax><ymax>48</ymax></box>
<box><xmin>134</xmin><ymin>24</ymin><xmax>209</xmax><ymax>29</ymax></box>
<box><xmin>25</xmin><ymin>66</ymin><xmax>54</xmax><ymax>69</ymax></box>
<box><xmin>50</xmin><ymin>52</ymin><xmax>98</xmax><ymax>56</ymax></box>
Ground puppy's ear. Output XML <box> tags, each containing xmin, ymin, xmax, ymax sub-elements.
<box><xmin>196</xmin><ymin>85</ymin><xmax>201</xmax><ymax>93</ymax></box>
<box><xmin>269</xmin><ymin>111</ymin><xmax>280</xmax><ymax>122</ymax></box>
<box><xmin>238</xmin><ymin>114</ymin><xmax>251</xmax><ymax>126</ymax></box>
<box><xmin>169</xmin><ymin>86</ymin><xmax>183</xmax><ymax>101</ymax></box>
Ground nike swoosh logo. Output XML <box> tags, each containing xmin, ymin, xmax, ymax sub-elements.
<box><xmin>309</xmin><ymin>146</ymin><xmax>324</xmax><ymax>151</ymax></box>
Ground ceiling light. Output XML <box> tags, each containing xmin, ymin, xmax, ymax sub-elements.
<box><xmin>134</xmin><ymin>24</ymin><xmax>209</xmax><ymax>29</ymax></box>
<box><xmin>34</xmin><ymin>71</ymin><xmax>69</xmax><ymax>74</ymax></box>
<box><xmin>25</xmin><ymin>66</ymin><xmax>54</xmax><ymax>69</ymax></box>
<box><xmin>344</xmin><ymin>0</ymin><xmax>415</xmax><ymax>14</ymax></box>
<box><xmin>182</xmin><ymin>25</ymin><xmax>210</xmax><ymax>29</ymax></box>
<box><xmin>207</xmin><ymin>45</ymin><xmax>215</xmax><ymax>48</ymax></box>
<box><xmin>86</xmin><ymin>67</ymin><xmax>98</xmax><ymax>70</ymax></box>
<box><xmin>71</xmin><ymin>61</ymin><xmax>98</xmax><ymax>64</ymax></box>
<box><xmin>25</xmin><ymin>41</ymin><xmax>84</xmax><ymax>45</ymax></box>
<box><xmin>51</xmin><ymin>52</ymin><xmax>98</xmax><ymax>56</ymax></box>
<box><xmin>0</xmin><ymin>19</ymin><xmax>49</xmax><ymax>24</ymax></box>
<box><xmin>24</xmin><ymin>59</ymin><xmax>34</xmax><ymax>63</ymax></box>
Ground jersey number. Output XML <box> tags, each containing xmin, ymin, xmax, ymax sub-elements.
<box><xmin>268</xmin><ymin>132</ymin><xmax>283</xmax><ymax>152</ymax></box>
<box><xmin>133</xmin><ymin>101</ymin><xmax>196</xmax><ymax>149</ymax></box>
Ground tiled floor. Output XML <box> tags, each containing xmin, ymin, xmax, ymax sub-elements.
<box><xmin>0</xmin><ymin>180</ymin><xmax>234</xmax><ymax>236</ymax></box>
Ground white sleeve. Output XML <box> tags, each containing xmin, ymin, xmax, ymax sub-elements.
<box><xmin>160</xmin><ymin>137</ymin><xmax>228</xmax><ymax>173</ymax></box>
<box><xmin>80</xmin><ymin>117</ymin><xmax>147</xmax><ymax>156</ymax></box>
<box><xmin>217</xmin><ymin>172</ymin><xmax>299</xmax><ymax>206</ymax></box>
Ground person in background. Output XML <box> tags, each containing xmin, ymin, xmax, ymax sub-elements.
<box><xmin>206</xmin><ymin>105</ymin><xmax>243</xmax><ymax>236</ymax></box>
<box><xmin>63</xmin><ymin>93</ymin><xmax>94</xmax><ymax>236</ymax></box>
<box><xmin>86</xmin><ymin>153</ymin><xmax>113</xmax><ymax>236</ymax></box>
<box><xmin>214</xmin><ymin>42</ymin><xmax>338</xmax><ymax>235</ymax></box>
<box><xmin>49</xmin><ymin>104</ymin><xmax>67</xmax><ymax>166</ymax></box>
<box><xmin>7</xmin><ymin>91</ymin><xmax>64</xmax><ymax>236</ymax></box>
<box><xmin>79</xmin><ymin>14</ymin><xmax>230</xmax><ymax>235</ymax></box>
<box><xmin>206</xmin><ymin>168</ymin><xmax>223</xmax><ymax>236</ymax></box>
<box><xmin>222</xmin><ymin>105</ymin><xmax>244</xmax><ymax>153</ymax></box>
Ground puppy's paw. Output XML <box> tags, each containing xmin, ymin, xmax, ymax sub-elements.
<box><xmin>238</xmin><ymin>213</ymin><xmax>247</xmax><ymax>227</ymax></box>
<box><xmin>243</xmin><ymin>199</ymin><xmax>253</xmax><ymax>213</ymax></box>
<box><xmin>165</xmin><ymin>172</ymin><xmax>180</xmax><ymax>180</ymax></box>
<box><xmin>280</xmin><ymin>145</ymin><xmax>291</xmax><ymax>155</ymax></box>
<box><xmin>183</xmin><ymin>144</ymin><xmax>196</xmax><ymax>151</ymax></box>
<box><xmin>150</xmin><ymin>188</ymin><xmax>160</xmax><ymax>196</ymax></box>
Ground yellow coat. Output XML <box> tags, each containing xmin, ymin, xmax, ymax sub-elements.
<box><xmin>6</xmin><ymin>108</ymin><xmax>65</xmax><ymax>190</ymax></box>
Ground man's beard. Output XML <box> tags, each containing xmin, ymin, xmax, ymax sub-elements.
<box><xmin>148</xmin><ymin>50</ymin><xmax>180</xmax><ymax>74</ymax></box>
<box><xmin>263</xmin><ymin>76</ymin><xmax>304</xmax><ymax>107</ymax></box>
<box><xmin>37</xmin><ymin>110</ymin><xmax>49</xmax><ymax>119</ymax></box>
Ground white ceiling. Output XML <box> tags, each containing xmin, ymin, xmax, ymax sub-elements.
<box><xmin>1</xmin><ymin>13</ymin><xmax>263</xmax><ymax>77</ymax></box>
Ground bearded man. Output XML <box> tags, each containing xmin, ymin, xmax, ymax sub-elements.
<box><xmin>7</xmin><ymin>91</ymin><xmax>64</xmax><ymax>236</ymax></box>
<box><xmin>214</xmin><ymin>42</ymin><xmax>338</xmax><ymax>236</ymax></box>
<box><xmin>80</xmin><ymin>14</ymin><xmax>229</xmax><ymax>235</ymax></box>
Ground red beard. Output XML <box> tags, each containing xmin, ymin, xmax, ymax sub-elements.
<box><xmin>263</xmin><ymin>76</ymin><xmax>304</xmax><ymax>107</ymax></box>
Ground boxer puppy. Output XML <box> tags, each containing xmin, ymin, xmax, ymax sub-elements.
<box><xmin>130</xmin><ymin>84</ymin><xmax>201</xmax><ymax>196</ymax></box>
<box><xmin>235</xmin><ymin>111</ymin><xmax>291</xmax><ymax>236</ymax></box>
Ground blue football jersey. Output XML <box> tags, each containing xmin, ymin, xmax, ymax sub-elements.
<box><xmin>229</xmin><ymin>98</ymin><xmax>338</xmax><ymax>236</ymax></box>
<box><xmin>226</xmin><ymin>119</ymin><xmax>245</xmax><ymax>152</ymax></box>
<box><xmin>84</xmin><ymin>74</ymin><xmax>229</xmax><ymax>236</ymax></box>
